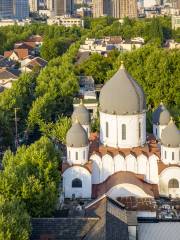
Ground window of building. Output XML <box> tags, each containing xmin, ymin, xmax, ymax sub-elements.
<box><xmin>168</xmin><ymin>179</ymin><xmax>179</xmax><ymax>188</ymax></box>
<box><xmin>139</xmin><ymin>122</ymin><xmax>141</xmax><ymax>139</ymax></box>
<box><xmin>156</xmin><ymin>128</ymin><xmax>157</xmax><ymax>136</ymax></box>
<box><xmin>172</xmin><ymin>152</ymin><xmax>174</xmax><ymax>161</ymax></box>
<box><xmin>69</xmin><ymin>151</ymin><xmax>71</xmax><ymax>159</ymax></box>
<box><xmin>76</xmin><ymin>152</ymin><xmax>78</xmax><ymax>160</ymax></box>
<box><xmin>72</xmin><ymin>178</ymin><xmax>82</xmax><ymax>188</ymax></box>
<box><xmin>122</xmin><ymin>124</ymin><xmax>126</xmax><ymax>140</ymax></box>
<box><xmin>165</xmin><ymin>150</ymin><xmax>166</xmax><ymax>159</ymax></box>
<box><xmin>106</xmin><ymin>122</ymin><xmax>109</xmax><ymax>138</ymax></box>
<box><xmin>83</xmin><ymin>150</ymin><xmax>85</xmax><ymax>160</ymax></box>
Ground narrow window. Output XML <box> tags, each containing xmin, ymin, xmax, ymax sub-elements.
<box><xmin>76</xmin><ymin>152</ymin><xmax>78</xmax><ymax>160</ymax></box>
<box><xmin>165</xmin><ymin>150</ymin><xmax>166</xmax><ymax>159</ymax></box>
<box><xmin>83</xmin><ymin>150</ymin><xmax>85</xmax><ymax>160</ymax></box>
<box><xmin>156</xmin><ymin>128</ymin><xmax>157</xmax><ymax>136</ymax></box>
<box><xmin>106</xmin><ymin>122</ymin><xmax>109</xmax><ymax>138</ymax></box>
<box><xmin>87</xmin><ymin>128</ymin><xmax>88</xmax><ymax>136</ymax></box>
<box><xmin>172</xmin><ymin>152</ymin><xmax>174</xmax><ymax>161</ymax></box>
<box><xmin>139</xmin><ymin>122</ymin><xmax>141</xmax><ymax>139</ymax></box>
<box><xmin>69</xmin><ymin>151</ymin><xmax>71</xmax><ymax>159</ymax></box>
<box><xmin>122</xmin><ymin>124</ymin><xmax>126</xmax><ymax>140</ymax></box>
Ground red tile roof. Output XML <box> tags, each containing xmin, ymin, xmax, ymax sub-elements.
<box><xmin>4</xmin><ymin>49</ymin><xmax>29</xmax><ymax>60</ymax></box>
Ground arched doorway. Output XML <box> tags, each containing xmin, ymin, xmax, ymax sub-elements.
<box><xmin>168</xmin><ymin>178</ymin><xmax>179</xmax><ymax>198</ymax></box>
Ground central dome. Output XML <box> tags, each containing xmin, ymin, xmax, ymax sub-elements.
<box><xmin>99</xmin><ymin>63</ymin><xmax>146</xmax><ymax>115</ymax></box>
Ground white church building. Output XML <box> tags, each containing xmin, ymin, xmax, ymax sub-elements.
<box><xmin>62</xmin><ymin>63</ymin><xmax>180</xmax><ymax>204</ymax></box>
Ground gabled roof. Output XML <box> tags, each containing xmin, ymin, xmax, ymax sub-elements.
<box><xmin>4</xmin><ymin>49</ymin><xmax>29</xmax><ymax>60</ymax></box>
<box><xmin>0</xmin><ymin>68</ymin><xmax>20</xmax><ymax>79</ymax></box>
<box><xmin>25</xmin><ymin>57</ymin><xmax>47</xmax><ymax>69</ymax></box>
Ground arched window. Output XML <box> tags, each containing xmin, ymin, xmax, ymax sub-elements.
<box><xmin>164</xmin><ymin>150</ymin><xmax>166</xmax><ymax>159</ymax></box>
<box><xmin>76</xmin><ymin>152</ymin><xmax>78</xmax><ymax>160</ymax></box>
<box><xmin>122</xmin><ymin>124</ymin><xmax>126</xmax><ymax>140</ymax></box>
<box><xmin>156</xmin><ymin>128</ymin><xmax>157</xmax><ymax>136</ymax></box>
<box><xmin>106</xmin><ymin>122</ymin><xmax>109</xmax><ymax>138</ymax></box>
<box><xmin>83</xmin><ymin>150</ymin><xmax>85</xmax><ymax>160</ymax></box>
<box><xmin>168</xmin><ymin>179</ymin><xmax>179</xmax><ymax>188</ymax></box>
<box><xmin>172</xmin><ymin>152</ymin><xmax>174</xmax><ymax>160</ymax></box>
<box><xmin>72</xmin><ymin>178</ymin><xmax>82</xmax><ymax>188</ymax></box>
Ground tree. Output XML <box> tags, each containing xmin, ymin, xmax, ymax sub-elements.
<box><xmin>0</xmin><ymin>197</ymin><xmax>31</xmax><ymax>240</ymax></box>
<box><xmin>41</xmin><ymin>116</ymin><xmax>72</xmax><ymax>144</ymax></box>
<box><xmin>1</xmin><ymin>136</ymin><xmax>61</xmax><ymax>217</ymax></box>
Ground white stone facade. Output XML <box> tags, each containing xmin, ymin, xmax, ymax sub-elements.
<box><xmin>161</xmin><ymin>145</ymin><xmax>180</xmax><ymax>165</ymax></box>
<box><xmin>63</xmin><ymin>166</ymin><xmax>91</xmax><ymax>198</ymax></box>
<box><xmin>67</xmin><ymin>146</ymin><xmax>89</xmax><ymax>165</ymax></box>
<box><xmin>153</xmin><ymin>124</ymin><xmax>167</xmax><ymax>140</ymax></box>
<box><xmin>100</xmin><ymin>111</ymin><xmax>146</xmax><ymax>148</ymax></box>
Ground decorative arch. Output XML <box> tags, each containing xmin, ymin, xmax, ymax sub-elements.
<box><xmin>114</xmin><ymin>154</ymin><xmax>125</xmax><ymax>173</ymax></box>
<box><xmin>102</xmin><ymin>154</ymin><xmax>114</xmax><ymax>182</ymax></box>
<box><xmin>126</xmin><ymin>154</ymin><xmax>137</xmax><ymax>173</ymax></box>
<box><xmin>72</xmin><ymin>178</ymin><xmax>82</xmax><ymax>188</ymax></box>
<box><xmin>90</xmin><ymin>153</ymin><xmax>102</xmax><ymax>184</ymax></box>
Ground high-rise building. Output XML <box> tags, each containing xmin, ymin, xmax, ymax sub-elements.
<box><xmin>14</xmin><ymin>0</ymin><xmax>29</xmax><ymax>19</ymax></box>
<box><xmin>111</xmin><ymin>0</ymin><xmax>137</xmax><ymax>18</ymax></box>
<box><xmin>55</xmin><ymin>0</ymin><xmax>74</xmax><ymax>15</ymax></box>
<box><xmin>0</xmin><ymin>0</ymin><xmax>14</xmax><ymax>19</ymax></box>
<box><xmin>93</xmin><ymin>0</ymin><xmax>111</xmax><ymax>17</ymax></box>
<box><xmin>29</xmin><ymin>0</ymin><xmax>39</xmax><ymax>12</ymax></box>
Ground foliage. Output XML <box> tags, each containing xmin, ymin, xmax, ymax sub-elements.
<box><xmin>0</xmin><ymin>72</ymin><xmax>37</xmax><ymax>149</ymax></box>
<box><xmin>28</xmin><ymin>42</ymin><xmax>79</xmax><ymax>132</ymax></box>
<box><xmin>40</xmin><ymin>37</ymin><xmax>73</xmax><ymax>61</ymax></box>
<box><xmin>0</xmin><ymin>197</ymin><xmax>31</xmax><ymax>240</ymax></box>
<box><xmin>76</xmin><ymin>53</ymin><xmax>113</xmax><ymax>84</ymax></box>
<box><xmin>0</xmin><ymin>136</ymin><xmax>61</xmax><ymax>217</ymax></box>
<box><xmin>41</xmin><ymin>116</ymin><xmax>72</xmax><ymax>144</ymax></box>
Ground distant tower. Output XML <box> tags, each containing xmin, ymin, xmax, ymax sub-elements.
<box><xmin>92</xmin><ymin>0</ymin><xmax>111</xmax><ymax>17</ymax></box>
<box><xmin>0</xmin><ymin>0</ymin><xmax>14</xmax><ymax>19</ymax></box>
<box><xmin>111</xmin><ymin>0</ymin><xmax>138</xmax><ymax>18</ymax></box>
<box><xmin>54</xmin><ymin>0</ymin><xmax>74</xmax><ymax>15</ymax></box>
<box><xmin>14</xmin><ymin>0</ymin><xmax>29</xmax><ymax>19</ymax></box>
<box><xmin>152</xmin><ymin>102</ymin><xmax>170</xmax><ymax>140</ymax></box>
<box><xmin>72</xmin><ymin>100</ymin><xmax>90</xmax><ymax>137</ymax></box>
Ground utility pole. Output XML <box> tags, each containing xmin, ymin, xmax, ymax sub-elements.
<box><xmin>14</xmin><ymin>108</ymin><xmax>20</xmax><ymax>149</ymax></box>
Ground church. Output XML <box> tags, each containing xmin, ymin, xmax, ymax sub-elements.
<box><xmin>62</xmin><ymin>62</ymin><xmax>180</xmax><ymax>206</ymax></box>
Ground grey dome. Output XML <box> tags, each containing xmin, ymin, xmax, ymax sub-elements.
<box><xmin>99</xmin><ymin>63</ymin><xmax>146</xmax><ymax>115</ymax></box>
<box><xmin>161</xmin><ymin>120</ymin><xmax>180</xmax><ymax>147</ymax></box>
<box><xmin>66</xmin><ymin>121</ymin><xmax>88</xmax><ymax>147</ymax></box>
<box><xmin>72</xmin><ymin>102</ymin><xmax>90</xmax><ymax>125</ymax></box>
<box><xmin>152</xmin><ymin>103</ymin><xmax>170</xmax><ymax>125</ymax></box>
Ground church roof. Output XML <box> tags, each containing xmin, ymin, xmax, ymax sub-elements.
<box><xmin>66</xmin><ymin>120</ymin><xmax>88</xmax><ymax>147</ymax></box>
<box><xmin>152</xmin><ymin>102</ymin><xmax>170</xmax><ymax>125</ymax></box>
<box><xmin>161</xmin><ymin>119</ymin><xmax>180</xmax><ymax>147</ymax></box>
<box><xmin>72</xmin><ymin>100</ymin><xmax>90</xmax><ymax>125</ymax></box>
<box><xmin>99</xmin><ymin>63</ymin><xmax>146</xmax><ymax>115</ymax></box>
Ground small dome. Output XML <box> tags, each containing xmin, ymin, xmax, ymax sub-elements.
<box><xmin>99</xmin><ymin>63</ymin><xmax>146</xmax><ymax>115</ymax></box>
<box><xmin>161</xmin><ymin>119</ymin><xmax>180</xmax><ymax>147</ymax></box>
<box><xmin>152</xmin><ymin>103</ymin><xmax>170</xmax><ymax>125</ymax></box>
<box><xmin>66</xmin><ymin>120</ymin><xmax>88</xmax><ymax>147</ymax></box>
<box><xmin>72</xmin><ymin>100</ymin><xmax>90</xmax><ymax>125</ymax></box>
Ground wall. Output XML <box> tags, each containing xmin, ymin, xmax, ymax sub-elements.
<box><xmin>161</xmin><ymin>145</ymin><xmax>180</xmax><ymax>165</ymax></box>
<box><xmin>63</xmin><ymin>166</ymin><xmax>91</xmax><ymax>198</ymax></box>
<box><xmin>100</xmin><ymin>112</ymin><xmax>146</xmax><ymax>148</ymax></box>
<box><xmin>159</xmin><ymin>167</ymin><xmax>180</xmax><ymax>198</ymax></box>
